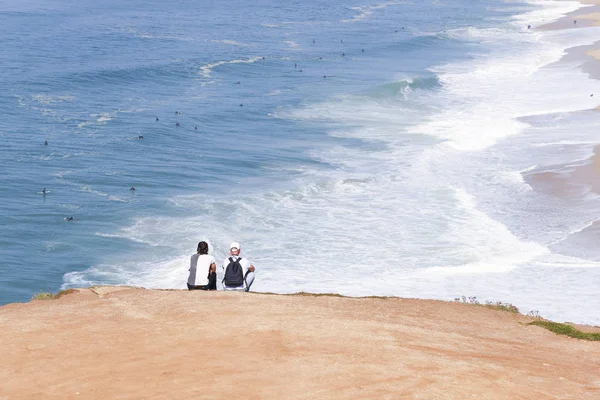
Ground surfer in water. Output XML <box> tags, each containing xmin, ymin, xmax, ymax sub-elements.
<box><xmin>65</xmin><ymin>217</ymin><xmax>74</xmax><ymax>222</ymax></box>
<box><xmin>130</xmin><ymin>186</ymin><xmax>136</xmax><ymax>191</ymax></box>
<box><xmin>42</xmin><ymin>188</ymin><xmax>47</xmax><ymax>195</ymax></box>
<box><xmin>44</xmin><ymin>140</ymin><xmax>48</xmax><ymax>146</ymax></box>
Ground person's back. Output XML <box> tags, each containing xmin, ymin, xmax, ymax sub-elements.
<box><xmin>221</xmin><ymin>242</ymin><xmax>255</xmax><ymax>292</ymax></box>
<box><xmin>187</xmin><ymin>241</ymin><xmax>217</xmax><ymax>290</ymax></box>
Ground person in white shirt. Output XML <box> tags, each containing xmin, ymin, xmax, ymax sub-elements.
<box><xmin>187</xmin><ymin>241</ymin><xmax>217</xmax><ymax>290</ymax></box>
<box><xmin>221</xmin><ymin>242</ymin><xmax>255</xmax><ymax>292</ymax></box>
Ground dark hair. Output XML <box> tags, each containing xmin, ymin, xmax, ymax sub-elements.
<box><xmin>197</xmin><ymin>241</ymin><xmax>209</xmax><ymax>255</ymax></box>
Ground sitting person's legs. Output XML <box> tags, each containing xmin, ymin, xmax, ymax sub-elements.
<box><xmin>187</xmin><ymin>283</ymin><xmax>204</xmax><ymax>290</ymax></box>
<box><xmin>188</xmin><ymin>271</ymin><xmax>217</xmax><ymax>291</ymax></box>
<box><xmin>206</xmin><ymin>271</ymin><xmax>217</xmax><ymax>290</ymax></box>
<box><xmin>244</xmin><ymin>271</ymin><xmax>255</xmax><ymax>292</ymax></box>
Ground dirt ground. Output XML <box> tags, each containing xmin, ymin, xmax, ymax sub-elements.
<box><xmin>1</xmin><ymin>287</ymin><xmax>599</xmax><ymax>399</ymax></box>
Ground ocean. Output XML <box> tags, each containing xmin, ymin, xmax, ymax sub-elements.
<box><xmin>1</xmin><ymin>0</ymin><xmax>599</xmax><ymax>324</ymax></box>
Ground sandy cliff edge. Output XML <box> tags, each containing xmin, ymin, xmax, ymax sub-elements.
<box><xmin>0</xmin><ymin>287</ymin><xmax>599</xmax><ymax>400</ymax></box>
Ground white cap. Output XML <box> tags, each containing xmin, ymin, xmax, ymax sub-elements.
<box><xmin>230</xmin><ymin>242</ymin><xmax>241</xmax><ymax>250</ymax></box>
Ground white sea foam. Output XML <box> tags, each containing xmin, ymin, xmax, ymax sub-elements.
<box><xmin>419</xmin><ymin>188</ymin><xmax>548</xmax><ymax>276</ymax></box>
<box><xmin>199</xmin><ymin>56</ymin><xmax>263</xmax><ymax>78</ymax></box>
<box><xmin>31</xmin><ymin>94</ymin><xmax>75</xmax><ymax>104</ymax></box>
<box><xmin>548</xmin><ymin>219</ymin><xmax>599</xmax><ymax>246</ymax></box>
<box><xmin>95</xmin><ymin>231</ymin><xmax>159</xmax><ymax>246</ymax></box>
<box><xmin>532</xmin><ymin>140</ymin><xmax>598</xmax><ymax>147</ymax></box>
<box><xmin>123</xmin><ymin>28</ymin><xmax>197</xmax><ymax>42</ymax></box>
<box><xmin>211</xmin><ymin>39</ymin><xmax>249</xmax><ymax>47</ymax></box>
<box><xmin>341</xmin><ymin>1</ymin><xmax>406</xmax><ymax>23</ymax></box>
<box><xmin>410</xmin><ymin>23</ymin><xmax>600</xmax><ymax>150</ymax></box>
<box><xmin>510</xmin><ymin>0</ymin><xmax>589</xmax><ymax>28</ymax></box>
<box><xmin>282</xmin><ymin>40</ymin><xmax>300</xmax><ymax>50</ymax></box>
<box><xmin>78</xmin><ymin>112</ymin><xmax>116</xmax><ymax>127</ymax></box>
<box><xmin>44</xmin><ymin>242</ymin><xmax>60</xmax><ymax>252</ymax></box>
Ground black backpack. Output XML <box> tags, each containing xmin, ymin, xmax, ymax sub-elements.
<box><xmin>224</xmin><ymin>257</ymin><xmax>244</xmax><ymax>287</ymax></box>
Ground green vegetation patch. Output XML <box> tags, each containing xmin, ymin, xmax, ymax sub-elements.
<box><xmin>455</xmin><ymin>296</ymin><xmax>520</xmax><ymax>314</ymax></box>
<box><xmin>483</xmin><ymin>302</ymin><xmax>520</xmax><ymax>314</ymax></box>
<box><xmin>32</xmin><ymin>289</ymin><xmax>77</xmax><ymax>300</ymax></box>
<box><xmin>32</xmin><ymin>292</ymin><xmax>57</xmax><ymax>300</ymax></box>
<box><xmin>529</xmin><ymin>320</ymin><xmax>600</xmax><ymax>341</ymax></box>
<box><xmin>56</xmin><ymin>289</ymin><xmax>77</xmax><ymax>298</ymax></box>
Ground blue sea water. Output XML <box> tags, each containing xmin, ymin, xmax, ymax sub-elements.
<box><xmin>1</xmin><ymin>0</ymin><xmax>600</xmax><ymax>324</ymax></box>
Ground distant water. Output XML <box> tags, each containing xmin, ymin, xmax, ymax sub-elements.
<box><xmin>1</xmin><ymin>0</ymin><xmax>599</xmax><ymax>324</ymax></box>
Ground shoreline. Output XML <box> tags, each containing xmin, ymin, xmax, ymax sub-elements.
<box><xmin>519</xmin><ymin>0</ymin><xmax>600</xmax><ymax>262</ymax></box>
<box><xmin>1</xmin><ymin>286</ymin><xmax>599</xmax><ymax>399</ymax></box>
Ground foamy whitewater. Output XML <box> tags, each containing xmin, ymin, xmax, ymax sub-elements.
<box><xmin>1</xmin><ymin>0</ymin><xmax>599</xmax><ymax>324</ymax></box>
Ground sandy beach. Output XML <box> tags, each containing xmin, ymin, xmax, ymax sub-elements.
<box><xmin>0</xmin><ymin>287</ymin><xmax>599</xmax><ymax>399</ymax></box>
<box><xmin>521</xmin><ymin>0</ymin><xmax>600</xmax><ymax>261</ymax></box>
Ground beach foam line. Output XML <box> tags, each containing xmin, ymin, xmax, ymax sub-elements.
<box><xmin>511</xmin><ymin>0</ymin><xmax>589</xmax><ymax>28</ymax></box>
<box><xmin>62</xmin><ymin>257</ymin><xmax>189</xmax><ymax>290</ymax></box>
<box><xmin>547</xmin><ymin>219</ymin><xmax>599</xmax><ymax>246</ymax></box>
<box><xmin>411</xmin><ymin>23</ymin><xmax>600</xmax><ymax>151</ymax></box>
<box><xmin>199</xmin><ymin>56</ymin><xmax>264</xmax><ymax>78</ymax></box>
<box><xmin>532</xmin><ymin>140</ymin><xmax>599</xmax><ymax>147</ymax></box>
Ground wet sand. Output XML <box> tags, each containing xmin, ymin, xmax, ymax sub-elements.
<box><xmin>525</xmin><ymin>1</ymin><xmax>600</xmax><ymax>215</ymax></box>
<box><xmin>1</xmin><ymin>287</ymin><xmax>599</xmax><ymax>399</ymax></box>
<box><xmin>524</xmin><ymin>145</ymin><xmax>600</xmax><ymax>197</ymax></box>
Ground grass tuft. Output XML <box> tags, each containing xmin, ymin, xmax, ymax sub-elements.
<box><xmin>483</xmin><ymin>302</ymin><xmax>520</xmax><ymax>314</ymax></box>
<box><xmin>529</xmin><ymin>320</ymin><xmax>600</xmax><ymax>341</ymax></box>
<box><xmin>32</xmin><ymin>293</ymin><xmax>57</xmax><ymax>300</ymax></box>
<box><xmin>32</xmin><ymin>289</ymin><xmax>77</xmax><ymax>301</ymax></box>
<box><xmin>454</xmin><ymin>296</ymin><xmax>519</xmax><ymax>314</ymax></box>
<box><xmin>56</xmin><ymin>289</ymin><xmax>77</xmax><ymax>298</ymax></box>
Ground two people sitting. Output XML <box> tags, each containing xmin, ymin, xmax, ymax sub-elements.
<box><xmin>187</xmin><ymin>241</ymin><xmax>255</xmax><ymax>292</ymax></box>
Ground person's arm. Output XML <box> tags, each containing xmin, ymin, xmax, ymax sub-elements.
<box><xmin>242</xmin><ymin>258</ymin><xmax>255</xmax><ymax>273</ymax></box>
<box><xmin>245</xmin><ymin>258</ymin><xmax>255</xmax><ymax>273</ymax></box>
<box><xmin>207</xmin><ymin>262</ymin><xmax>217</xmax><ymax>290</ymax></box>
